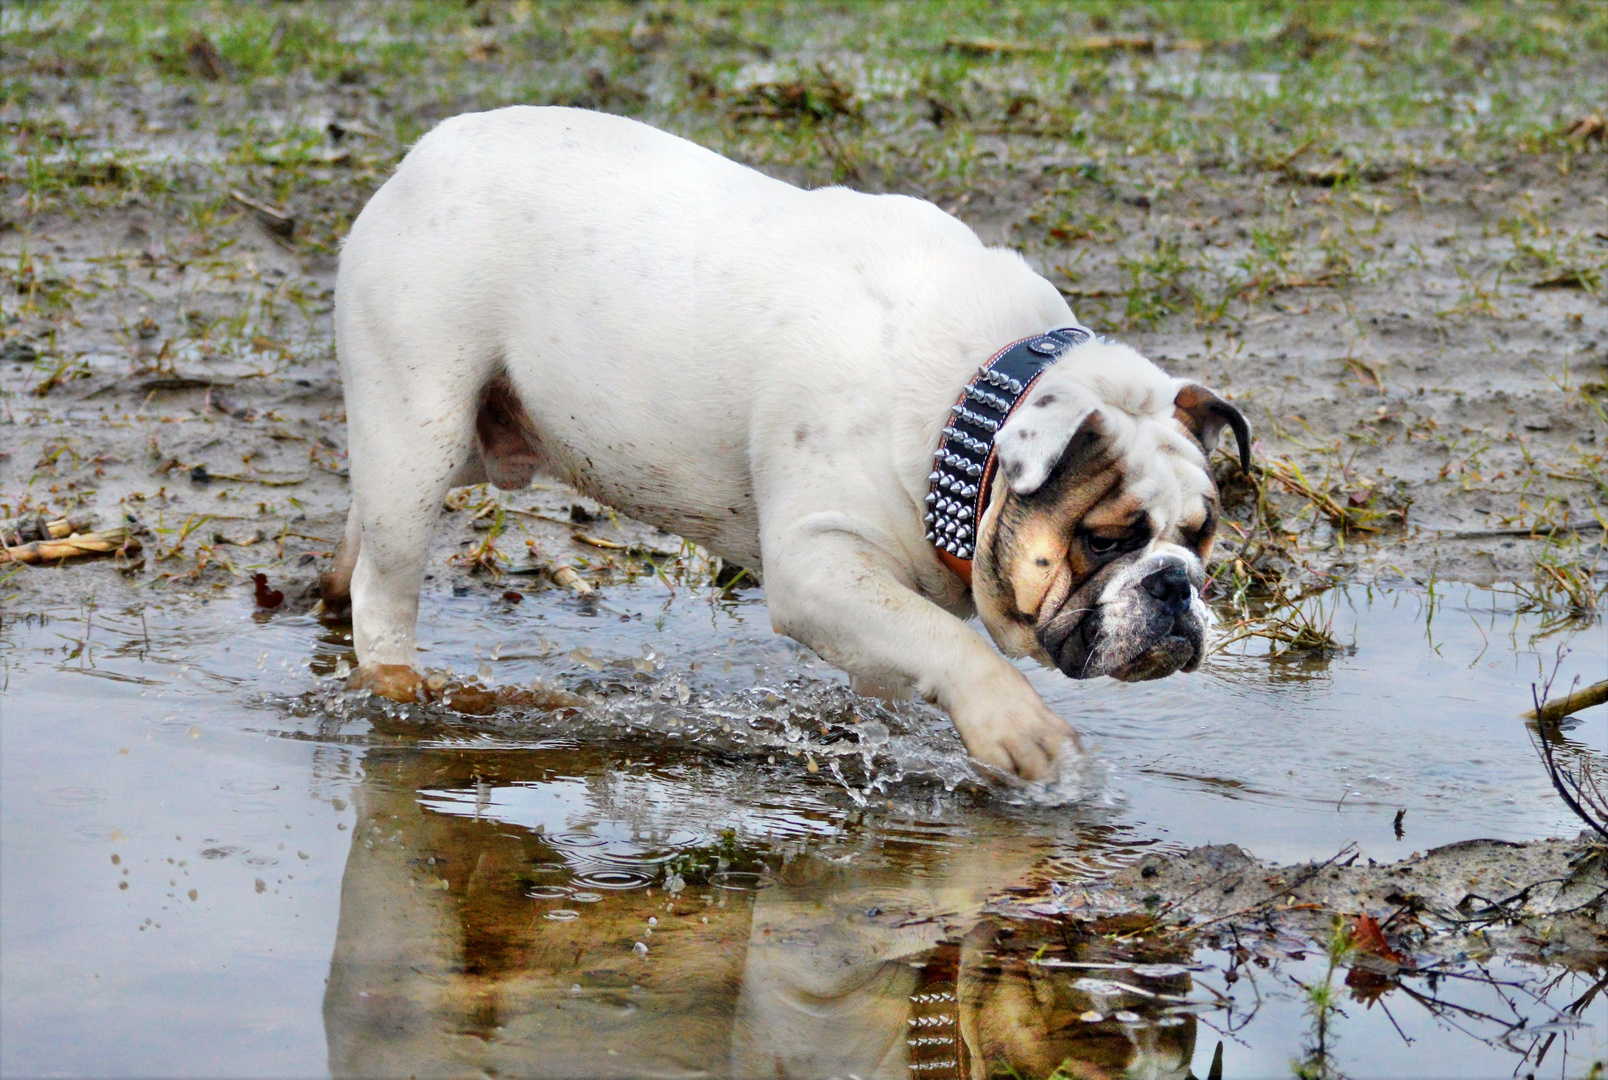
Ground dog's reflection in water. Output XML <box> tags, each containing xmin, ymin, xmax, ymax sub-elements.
<box><xmin>324</xmin><ymin>741</ymin><xmax>1194</xmax><ymax>1079</ymax></box>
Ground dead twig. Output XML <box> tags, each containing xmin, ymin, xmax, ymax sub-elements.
<box><xmin>551</xmin><ymin>565</ymin><xmax>594</xmax><ymax>595</ymax></box>
<box><xmin>943</xmin><ymin>37</ymin><xmax>1049</xmax><ymax>56</ymax></box>
<box><xmin>1523</xmin><ymin>679</ymin><xmax>1608</xmax><ymax>723</ymax></box>
<box><xmin>1</xmin><ymin>512</ymin><xmax>95</xmax><ymax>546</ymax></box>
<box><xmin>1434</xmin><ymin>521</ymin><xmax>1606</xmax><ymax>540</ymax></box>
<box><xmin>1527</xmin><ymin>685</ymin><xmax>1608</xmax><ymax>842</ymax></box>
<box><xmin>229</xmin><ymin>190</ymin><xmax>296</xmax><ymax>239</ymax></box>
<box><xmin>3</xmin><ymin>527</ymin><xmax>141</xmax><ymax>564</ymax></box>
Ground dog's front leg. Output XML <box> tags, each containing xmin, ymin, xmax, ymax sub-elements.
<box><xmin>763</xmin><ymin>514</ymin><xmax>1080</xmax><ymax>781</ymax></box>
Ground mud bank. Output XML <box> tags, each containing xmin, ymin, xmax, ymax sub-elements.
<box><xmin>1006</xmin><ymin>835</ymin><xmax>1608</xmax><ymax>968</ymax></box>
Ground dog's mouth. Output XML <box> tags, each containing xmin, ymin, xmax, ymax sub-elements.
<box><xmin>1036</xmin><ymin>588</ymin><xmax>1204</xmax><ymax>682</ymax></box>
<box><xmin>1107</xmin><ymin>631</ymin><xmax>1201</xmax><ymax>681</ymax></box>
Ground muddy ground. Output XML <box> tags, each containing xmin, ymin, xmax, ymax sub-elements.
<box><xmin>3</xmin><ymin>1</ymin><xmax>1607</xmax><ymax>976</ymax></box>
<box><xmin>1004</xmin><ymin>833</ymin><xmax>1608</xmax><ymax>975</ymax></box>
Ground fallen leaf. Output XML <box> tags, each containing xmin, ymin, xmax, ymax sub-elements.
<box><xmin>252</xmin><ymin>573</ymin><xmax>284</xmax><ymax>609</ymax></box>
<box><xmin>1350</xmin><ymin>913</ymin><xmax>1404</xmax><ymax>964</ymax></box>
<box><xmin>185</xmin><ymin>31</ymin><xmax>225</xmax><ymax>81</ymax></box>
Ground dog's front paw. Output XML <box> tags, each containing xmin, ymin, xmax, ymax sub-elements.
<box><xmin>949</xmin><ymin>685</ymin><xmax>1080</xmax><ymax>782</ymax></box>
<box><xmin>351</xmin><ymin>663</ymin><xmax>426</xmax><ymax>704</ymax></box>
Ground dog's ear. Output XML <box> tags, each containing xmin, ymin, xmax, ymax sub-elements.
<box><xmin>995</xmin><ymin>386</ymin><xmax>1106</xmax><ymax>496</ymax></box>
<box><xmin>1173</xmin><ymin>383</ymin><xmax>1251</xmax><ymax>471</ymax></box>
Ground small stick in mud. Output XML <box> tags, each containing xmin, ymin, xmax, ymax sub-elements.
<box><xmin>1</xmin><ymin>513</ymin><xmax>95</xmax><ymax>546</ymax></box>
<box><xmin>2</xmin><ymin>528</ymin><xmax>140</xmax><ymax>565</ymax></box>
<box><xmin>1523</xmin><ymin>679</ymin><xmax>1608</xmax><ymax>723</ymax></box>
<box><xmin>551</xmin><ymin>566</ymin><xmax>594</xmax><ymax>595</ymax></box>
<box><xmin>229</xmin><ymin>190</ymin><xmax>296</xmax><ymax>239</ymax></box>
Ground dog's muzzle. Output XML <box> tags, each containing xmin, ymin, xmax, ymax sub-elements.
<box><xmin>1036</xmin><ymin>559</ymin><xmax>1206</xmax><ymax>682</ymax></box>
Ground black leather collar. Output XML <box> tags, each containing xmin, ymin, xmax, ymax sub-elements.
<box><xmin>925</xmin><ymin>326</ymin><xmax>1091</xmax><ymax>568</ymax></box>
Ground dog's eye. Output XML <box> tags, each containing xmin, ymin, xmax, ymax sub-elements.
<box><xmin>1082</xmin><ymin>520</ymin><xmax>1150</xmax><ymax>557</ymax></box>
<box><xmin>1185</xmin><ymin>508</ymin><xmax>1218</xmax><ymax>550</ymax></box>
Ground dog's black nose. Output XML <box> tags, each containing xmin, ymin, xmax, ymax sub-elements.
<box><xmin>1142</xmin><ymin>562</ymin><xmax>1192</xmax><ymax>615</ymax></box>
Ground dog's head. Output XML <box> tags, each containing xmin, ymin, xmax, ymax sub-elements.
<box><xmin>971</xmin><ymin>340</ymin><xmax>1249</xmax><ymax>682</ymax></box>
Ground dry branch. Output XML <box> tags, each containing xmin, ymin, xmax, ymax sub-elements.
<box><xmin>229</xmin><ymin>190</ymin><xmax>296</xmax><ymax>238</ymax></box>
<box><xmin>2</xmin><ymin>513</ymin><xmax>95</xmax><ymax>546</ymax></box>
<box><xmin>3</xmin><ymin>527</ymin><xmax>140</xmax><ymax>564</ymax></box>
<box><xmin>1524</xmin><ymin>679</ymin><xmax>1608</xmax><ymax>723</ymax></box>
<box><xmin>551</xmin><ymin>566</ymin><xmax>594</xmax><ymax>595</ymax></box>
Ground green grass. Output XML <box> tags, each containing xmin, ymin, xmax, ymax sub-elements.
<box><xmin>5</xmin><ymin>2</ymin><xmax>1603</xmax><ymax>158</ymax></box>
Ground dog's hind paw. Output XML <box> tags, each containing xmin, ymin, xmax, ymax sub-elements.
<box><xmin>350</xmin><ymin>663</ymin><xmax>426</xmax><ymax>704</ymax></box>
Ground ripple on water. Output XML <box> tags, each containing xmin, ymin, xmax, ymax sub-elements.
<box><xmin>543</xmin><ymin>909</ymin><xmax>580</xmax><ymax>921</ymax></box>
<box><xmin>594</xmin><ymin>838</ymin><xmax>702</xmax><ymax>865</ymax></box>
<box><xmin>220</xmin><ymin>779</ymin><xmax>281</xmax><ymax>795</ymax></box>
<box><xmin>526</xmin><ymin>885</ymin><xmax>570</xmax><ymax>899</ymax></box>
<box><xmin>40</xmin><ymin>787</ymin><xmax>108</xmax><ymax>807</ymax></box>
<box><xmin>708</xmin><ymin>870</ymin><xmax>767</xmax><ymax>892</ymax></box>
<box><xmin>570</xmin><ymin>868</ymin><xmax>654</xmax><ymax>891</ymax></box>
<box><xmin>548</xmin><ymin>832</ymin><xmax>608</xmax><ymax>848</ymax></box>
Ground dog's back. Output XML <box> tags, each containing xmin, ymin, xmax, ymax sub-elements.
<box><xmin>337</xmin><ymin>107</ymin><xmax>1001</xmax><ymax>560</ymax></box>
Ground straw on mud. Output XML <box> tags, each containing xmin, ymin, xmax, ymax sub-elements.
<box><xmin>3</xmin><ymin>527</ymin><xmax>140</xmax><ymax>564</ymax></box>
<box><xmin>552</xmin><ymin>566</ymin><xmax>593</xmax><ymax>595</ymax></box>
<box><xmin>228</xmin><ymin>190</ymin><xmax>296</xmax><ymax>239</ymax></box>
<box><xmin>1</xmin><ymin>513</ymin><xmax>95</xmax><ymax>545</ymax></box>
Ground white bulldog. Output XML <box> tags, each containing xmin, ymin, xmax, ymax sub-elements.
<box><xmin>321</xmin><ymin>107</ymin><xmax>1249</xmax><ymax>781</ymax></box>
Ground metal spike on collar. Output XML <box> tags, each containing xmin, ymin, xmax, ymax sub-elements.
<box><xmin>927</xmin><ymin>327</ymin><xmax>1087</xmax><ymax>565</ymax></box>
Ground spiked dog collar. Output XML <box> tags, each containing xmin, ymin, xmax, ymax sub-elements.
<box><xmin>925</xmin><ymin>325</ymin><xmax>1091</xmax><ymax>583</ymax></box>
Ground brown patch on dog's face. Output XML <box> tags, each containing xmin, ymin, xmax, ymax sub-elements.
<box><xmin>971</xmin><ymin>422</ymin><xmax>1120</xmax><ymax>662</ymax></box>
<box><xmin>973</xmin><ymin>434</ymin><xmax>1223</xmax><ymax>679</ymax></box>
<box><xmin>967</xmin><ymin>346</ymin><xmax>1249</xmax><ymax>680</ymax></box>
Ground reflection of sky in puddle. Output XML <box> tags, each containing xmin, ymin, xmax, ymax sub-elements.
<box><xmin>1</xmin><ymin>578</ymin><xmax>1603</xmax><ymax>1077</ymax></box>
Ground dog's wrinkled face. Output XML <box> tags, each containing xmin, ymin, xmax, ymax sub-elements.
<box><xmin>971</xmin><ymin>340</ymin><xmax>1249</xmax><ymax>683</ymax></box>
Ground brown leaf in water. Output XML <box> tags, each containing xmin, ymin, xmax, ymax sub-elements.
<box><xmin>1344</xmin><ymin>964</ymin><xmax>1396</xmax><ymax>996</ymax></box>
<box><xmin>252</xmin><ymin>573</ymin><xmax>284</xmax><ymax>609</ymax></box>
<box><xmin>1350</xmin><ymin>913</ymin><xmax>1404</xmax><ymax>964</ymax></box>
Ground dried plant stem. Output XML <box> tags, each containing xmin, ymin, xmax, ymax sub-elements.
<box><xmin>1523</xmin><ymin>679</ymin><xmax>1608</xmax><ymax>723</ymax></box>
<box><xmin>3</xmin><ymin>527</ymin><xmax>140</xmax><ymax>564</ymax></box>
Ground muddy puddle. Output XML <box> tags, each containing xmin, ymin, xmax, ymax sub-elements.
<box><xmin>1</xmin><ymin>578</ymin><xmax>1603</xmax><ymax>1078</ymax></box>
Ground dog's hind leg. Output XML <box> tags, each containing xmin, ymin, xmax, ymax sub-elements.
<box><xmin>341</xmin><ymin>336</ymin><xmax>491</xmax><ymax>702</ymax></box>
<box><xmin>321</xmin><ymin>415</ymin><xmax>497</xmax><ymax>618</ymax></box>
